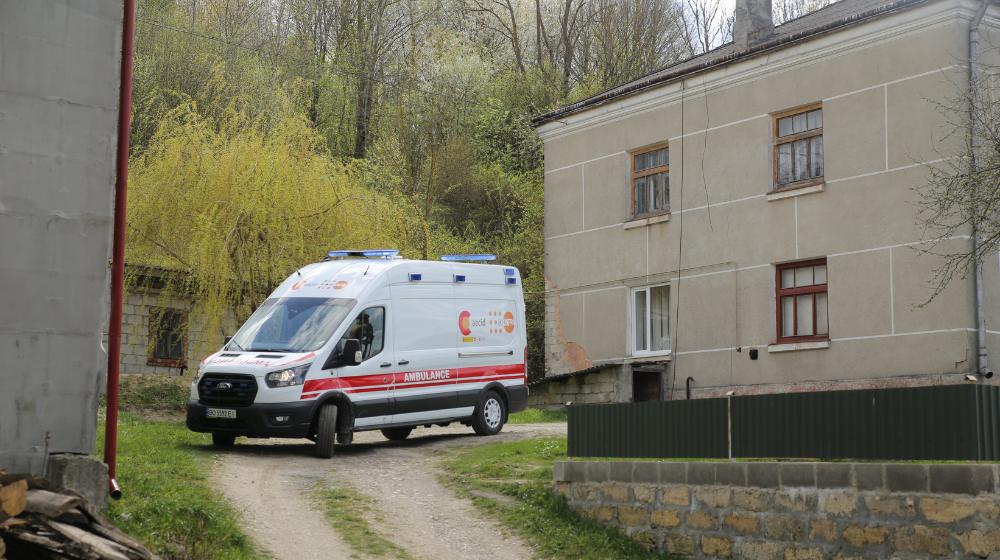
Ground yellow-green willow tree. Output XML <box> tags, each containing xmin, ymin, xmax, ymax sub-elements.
<box><xmin>126</xmin><ymin>102</ymin><xmax>476</xmax><ymax>354</ymax></box>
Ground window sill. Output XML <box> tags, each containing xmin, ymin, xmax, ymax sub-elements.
<box><xmin>623</xmin><ymin>213</ymin><xmax>671</xmax><ymax>230</ymax></box>
<box><xmin>767</xmin><ymin>182</ymin><xmax>825</xmax><ymax>201</ymax></box>
<box><xmin>767</xmin><ymin>340</ymin><xmax>830</xmax><ymax>353</ymax></box>
<box><xmin>626</xmin><ymin>351</ymin><xmax>672</xmax><ymax>363</ymax></box>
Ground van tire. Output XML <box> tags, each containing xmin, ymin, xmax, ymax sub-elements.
<box><xmin>472</xmin><ymin>390</ymin><xmax>506</xmax><ymax>436</ymax></box>
<box><xmin>381</xmin><ymin>427</ymin><xmax>413</xmax><ymax>441</ymax></box>
<box><xmin>315</xmin><ymin>404</ymin><xmax>338</xmax><ymax>458</ymax></box>
<box><xmin>212</xmin><ymin>433</ymin><xmax>236</xmax><ymax>448</ymax></box>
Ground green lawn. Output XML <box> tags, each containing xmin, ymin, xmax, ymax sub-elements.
<box><xmin>441</xmin><ymin>437</ymin><xmax>668</xmax><ymax>559</ymax></box>
<box><xmin>507</xmin><ymin>408</ymin><xmax>567</xmax><ymax>424</ymax></box>
<box><xmin>97</xmin><ymin>413</ymin><xmax>263</xmax><ymax>560</ymax></box>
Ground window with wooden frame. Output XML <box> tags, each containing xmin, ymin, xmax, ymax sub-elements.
<box><xmin>773</xmin><ymin>104</ymin><xmax>824</xmax><ymax>191</ymax></box>
<box><xmin>630</xmin><ymin>284</ymin><xmax>671</xmax><ymax>356</ymax></box>
<box><xmin>775</xmin><ymin>259</ymin><xmax>829</xmax><ymax>344</ymax></box>
<box><xmin>630</xmin><ymin>144</ymin><xmax>669</xmax><ymax>218</ymax></box>
<box><xmin>147</xmin><ymin>308</ymin><xmax>187</xmax><ymax>368</ymax></box>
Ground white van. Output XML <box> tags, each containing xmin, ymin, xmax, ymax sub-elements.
<box><xmin>186</xmin><ymin>250</ymin><xmax>529</xmax><ymax>457</ymax></box>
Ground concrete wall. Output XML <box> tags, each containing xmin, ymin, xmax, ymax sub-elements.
<box><xmin>0</xmin><ymin>0</ymin><xmax>121</xmax><ymax>472</ymax></box>
<box><xmin>538</xmin><ymin>0</ymin><xmax>996</xmax><ymax>399</ymax></box>
<box><xmin>555</xmin><ymin>460</ymin><xmax>1000</xmax><ymax>558</ymax></box>
<box><xmin>528</xmin><ymin>368</ymin><xmax>624</xmax><ymax>408</ymax></box>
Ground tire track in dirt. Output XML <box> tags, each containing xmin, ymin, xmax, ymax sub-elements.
<box><xmin>214</xmin><ymin>423</ymin><xmax>566</xmax><ymax>560</ymax></box>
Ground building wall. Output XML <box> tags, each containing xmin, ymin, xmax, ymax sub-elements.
<box><xmin>118</xmin><ymin>292</ymin><xmax>234</xmax><ymax>376</ymax></box>
<box><xmin>0</xmin><ymin>0</ymin><xmax>122</xmax><ymax>472</ymax></box>
<box><xmin>554</xmin><ymin>460</ymin><xmax>1000</xmax><ymax>558</ymax></box>
<box><xmin>539</xmin><ymin>0</ymin><xmax>996</xmax><ymax>397</ymax></box>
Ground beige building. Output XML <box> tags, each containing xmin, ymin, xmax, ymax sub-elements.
<box><xmin>532</xmin><ymin>0</ymin><xmax>1000</xmax><ymax>404</ymax></box>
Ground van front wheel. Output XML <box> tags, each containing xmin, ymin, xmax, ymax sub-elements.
<box><xmin>212</xmin><ymin>433</ymin><xmax>236</xmax><ymax>448</ymax></box>
<box><xmin>315</xmin><ymin>404</ymin><xmax>338</xmax><ymax>458</ymax></box>
<box><xmin>472</xmin><ymin>391</ymin><xmax>506</xmax><ymax>436</ymax></box>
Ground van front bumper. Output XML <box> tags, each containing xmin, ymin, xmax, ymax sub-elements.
<box><xmin>186</xmin><ymin>400</ymin><xmax>316</xmax><ymax>438</ymax></box>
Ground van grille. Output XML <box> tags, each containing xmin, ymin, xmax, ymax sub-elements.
<box><xmin>198</xmin><ymin>373</ymin><xmax>257</xmax><ymax>407</ymax></box>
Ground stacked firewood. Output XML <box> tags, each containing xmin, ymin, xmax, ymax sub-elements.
<box><xmin>0</xmin><ymin>470</ymin><xmax>157</xmax><ymax>560</ymax></box>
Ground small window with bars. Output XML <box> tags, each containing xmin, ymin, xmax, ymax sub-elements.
<box><xmin>773</xmin><ymin>104</ymin><xmax>824</xmax><ymax>190</ymax></box>
<box><xmin>776</xmin><ymin>259</ymin><xmax>829</xmax><ymax>344</ymax></box>
<box><xmin>147</xmin><ymin>308</ymin><xmax>187</xmax><ymax>367</ymax></box>
<box><xmin>630</xmin><ymin>144</ymin><xmax>669</xmax><ymax>218</ymax></box>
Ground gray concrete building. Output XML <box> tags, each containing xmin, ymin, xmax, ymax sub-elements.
<box><xmin>0</xmin><ymin>1</ymin><xmax>122</xmax><ymax>474</ymax></box>
<box><xmin>533</xmin><ymin>0</ymin><xmax>1000</xmax><ymax>404</ymax></box>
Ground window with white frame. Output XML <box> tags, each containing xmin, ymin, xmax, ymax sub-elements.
<box><xmin>631</xmin><ymin>285</ymin><xmax>670</xmax><ymax>355</ymax></box>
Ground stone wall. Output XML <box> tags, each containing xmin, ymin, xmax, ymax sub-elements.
<box><xmin>554</xmin><ymin>460</ymin><xmax>1000</xmax><ymax>558</ymax></box>
<box><xmin>528</xmin><ymin>367</ymin><xmax>623</xmax><ymax>408</ymax></box>
<box><xmin>119</xmin><ymin>292</ymin><xmax>234</xmax><ymax>376</ymax></box>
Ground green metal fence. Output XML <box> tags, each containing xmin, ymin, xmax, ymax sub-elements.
<box><xmin>567</xmin><ymin>384</ymin><xmax>1000</xmax><ymax>461</ymax></box>
<box><xmin>567</xmin><ymin>398</ymin><xmax>729</xmax><ymax>458</ymax></box>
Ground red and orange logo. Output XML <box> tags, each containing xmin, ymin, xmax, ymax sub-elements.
<box><xmin>503</xmin><ymin>311</ymin><xmax>515</xmax><ymax>333</ymax></box>
<box><xmin>334</xmin><ymin>280</ymin><xmax>348</xmax><ymax>290</ymax></box>
<box><xmin>458</xmin><ymin>310</ymin><xmax>472</xmax><ymax>335</ymax></box>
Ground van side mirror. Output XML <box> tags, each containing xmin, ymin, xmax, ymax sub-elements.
<box><xmin>323</xmin><ymin>339</ymin><xmax>363</xmax><ymax>369</ymax></box>
<box><xmin>224</xmin><ymin>335</ymin><xmax>233</xmax><ymax>345</ymax></box>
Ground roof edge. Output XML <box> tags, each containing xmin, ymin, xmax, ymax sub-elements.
<box><xmin>531</xmin><ymin>0</ymin><xmax>929</xmax><ymax>128</ymax></box>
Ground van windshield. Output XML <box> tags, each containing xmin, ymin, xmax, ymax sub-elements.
<box><xmin>227</xmin><ymin>297</ymin><xmax>355</xmax><ymax>353</ymax></box>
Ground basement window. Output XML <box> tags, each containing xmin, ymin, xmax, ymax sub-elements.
<box><xmin>773</xmin><ymin>104</ymin><xmax>824</xmax><ymax>192</ymax></box>
<box><xmin>148</xmin><ymin>308</ymin><xmax>187</xmax><ymax>368</ymax></box>
<box><xmin>631</xmin><ymin>284</ymin><xmax>670</xmax><ymax>356</ymax></box>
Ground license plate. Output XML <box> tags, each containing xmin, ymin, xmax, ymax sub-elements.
<box><xmin>205</xmin><ymin>408</ymin><xmax>236</xmax><ymax>419</ymax></box>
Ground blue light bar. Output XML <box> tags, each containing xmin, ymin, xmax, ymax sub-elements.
<box><xmin>506</xmin><ymin>277</ymin><xmax>518</xmax><ymax>285</ymax></box>
<box><xmin>440</xmin><ymin>254</ymin><xmax>497</xmax><ymax>262</ymax></box>
<box><xmin>409</xmin><ymin>273</ymin><xmax>422</xmax><ymax>282</ymax></box>
<box><xmin>454</xmin><ymin>274</ymin><xmax>466</xmax><ymax>283</ymax></box>
<box><xmin>504</xmin><ymin>268</ymin><xmax>517</xmax><ymax>276</ymax></box>
<box><xmin>327</xmin><ymin>249</ymin><xmax>400</xmax><ymax>259</ymax></box>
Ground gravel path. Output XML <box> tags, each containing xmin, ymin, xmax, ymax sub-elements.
<box><xmin>213</xmin><ymin>422</ymin><xmax>567</xmax><ymax>560</ymax></box>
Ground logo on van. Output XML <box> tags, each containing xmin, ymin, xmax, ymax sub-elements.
<box><xmin>503</xmin><ymin>311</ymin><xmax>515</xmax><ymax>333</ymax></box>
<box><xmin>458</xmin><ymin>310</ymin><xmax>472</xmax><ymax>336</ymax></box>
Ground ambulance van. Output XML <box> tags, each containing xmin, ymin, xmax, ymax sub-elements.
<box><xmin>186</xmin><ymin>250</ymin><xmax>528</xmax><ymax>457</ymax></box>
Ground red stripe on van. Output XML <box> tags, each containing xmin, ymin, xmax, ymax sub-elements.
<box><xmin>300</xmin><ymin>364</ymin><xmax>525</xmax><ymax>396</ymax></box>
<box><xmin>347</xmin><ymin>373</ymin><xmax>525</xmax><ymax>393</ymax></box>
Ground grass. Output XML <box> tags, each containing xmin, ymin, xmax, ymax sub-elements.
<box><xmin>117</xmin><ymin>374</ymin><xmax>191</xmax><ymax>415</ymax></box>
<box><xmin>441</xmin><ymin>437</ymin><xmax>669</xmax><ymax>560</ymax></box>
<box><xmin>507</xmin><ymin>407</ymin><xmax>568</xmax><ymax>424</ymax></box>
<box><xmin>313</xmin><ymin>485</ymin><xmax>414</xmax><ymax>559</ymax></box>
<box><xmin>97</xmin><ymin>413</ymin><xmax>263</xmax><ymax>560</ymax></box>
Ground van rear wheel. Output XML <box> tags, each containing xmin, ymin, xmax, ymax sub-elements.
<box><xmin>315</xmin><ymin>404</ymin><xmax>338</xmax><ymax>458</ymax></box>
<box><xmin>472</xmin><ymin>390</ymin><xmax>506</xmax><ymax>436</ymax></box>
<box><xmin>381</xmin><ymin>427</ymin><xmax>413</xmax><ymax>441</ymax></box>
<box><xmin>212</xmin><ymin>433</ymin><xmax>236</xmax><ymax>448</ymax></box>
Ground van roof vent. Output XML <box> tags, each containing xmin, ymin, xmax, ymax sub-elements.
<box><xmin>440</xmin><ymin>253</ymin><xmax>496</xmax><ymax>262</ymax></box>
<box><xmin>326</xmin><ymin>249</ymin><xmax>400</xmax><ymax>260</ymax></box>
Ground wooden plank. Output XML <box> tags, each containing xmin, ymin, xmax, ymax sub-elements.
<box><xmin>0</xmin><ymin>481</ymin><xmax>27</xmax><ymax>518</ymax></box>
<box><xmin>47</xmin><ymin>521</ymin><xmax>132</xmax><ymax>560</ymax></box>
<box><xmin>25</xmin><ymin>490</ymin><xmax>82</xmax><ymax>518</ymax></box>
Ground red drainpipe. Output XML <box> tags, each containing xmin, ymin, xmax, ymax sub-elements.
<box><xmin>104</xmin><ymin>0</ymin><xmax>138</xmax><ymax>500</ymax></box>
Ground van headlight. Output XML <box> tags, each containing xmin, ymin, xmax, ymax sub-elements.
<box><xmin>265</xmin><ymin>363</ymin><xmax>312</xmax><ymax>388</ymax></box>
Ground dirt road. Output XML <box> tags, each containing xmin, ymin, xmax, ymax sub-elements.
<box><xmin>213</xmin><ymin>423</ymin><xmax>566</xmax><ymax>560</ymax></box>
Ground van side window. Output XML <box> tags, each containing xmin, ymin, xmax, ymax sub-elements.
<box><xmin>340</xmin><ymin>306</ymin><xmax>385</xmax><ymax>361</ymax></box>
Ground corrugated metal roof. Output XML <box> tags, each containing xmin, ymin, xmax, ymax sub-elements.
<box><xmin>532</xmin><ymin>0</ymin><xmax>931</xmax><ymax>126</ymax></box>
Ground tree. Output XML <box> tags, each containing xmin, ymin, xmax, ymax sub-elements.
<box><xmin>917</xmin><ymin>72</ymin><xmax>1000</xmax><ymax>299</ymax></box>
